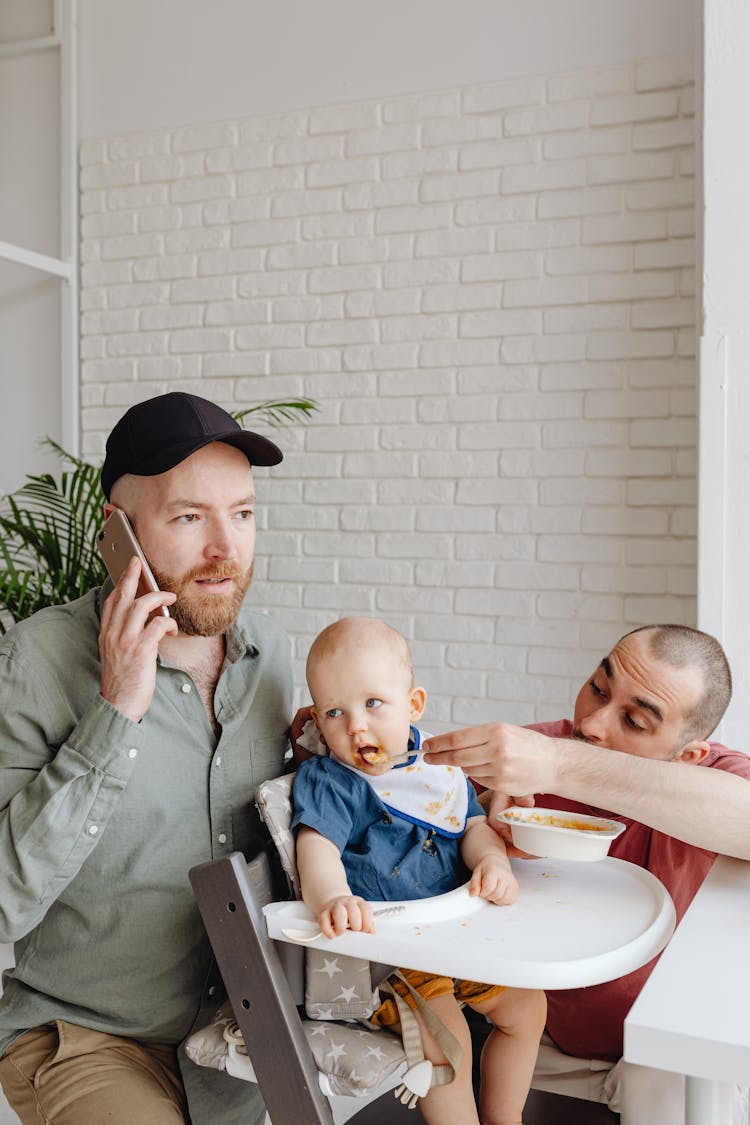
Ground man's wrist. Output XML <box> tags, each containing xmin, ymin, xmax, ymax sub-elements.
<box><xmin>544</xmin><ymin>736</ymin><xmax>571</xmax><ymax>792</ymax></box>
<box><xmin>100</xmin><ymin>694</ymin><xmax>144</xmax><ymax>724</ymax></box>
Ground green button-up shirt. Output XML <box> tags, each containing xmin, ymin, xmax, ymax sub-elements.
<box><xmin>0</xmin><ymin>587</ymin><xmax>292</xmax><ymax>1124</ymax></box>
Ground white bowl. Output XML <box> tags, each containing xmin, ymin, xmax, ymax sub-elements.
<box><xmin>497</xmin><ymin>805</ymin><xmax>626</xmax><ymax>862</ymax></box>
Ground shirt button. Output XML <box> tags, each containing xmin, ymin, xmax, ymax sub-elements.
<box><xmin>208</xmin><ymin>986</ymin><xmax>216</xmax><ymax>997</ymax></box>
<box><xmin>88</xmin><ymin>825</ymin><xmax>99</xmax><ymax>836</ymax></box>
<box><xmin>218</xmin><ymin>833</ymin><xmax>227</xmax><ymax>845</ymax></box>
<box><xmin>181</xmin><ymin>683</ymin><xmax>192</xmax><ymax>694</ymax></box>
<box><xmin>128</xmin><ymin>748</ymin><xmax>138</xmax><ymax>759</ymax></box>
<box><xmin>215</xmin><ymin>755</ymin><xmax>222</xmax><ymax>767</ymax></box>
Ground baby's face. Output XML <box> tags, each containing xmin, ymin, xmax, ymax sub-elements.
<box><xmin>309</xmin><ymin>643</ymin><xmax>426</xmax><ymax>776</ymax></box>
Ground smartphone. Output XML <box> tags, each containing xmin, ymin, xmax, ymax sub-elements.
<box><xmin>97</xmin><ymin>509</ymin><xmax>170</xmax><ymax>617</ymax></box>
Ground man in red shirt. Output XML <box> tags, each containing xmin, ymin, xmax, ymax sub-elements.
<box><xmin>425</xmin><ymin>624</ymin><xmax>750</xmax><ymax>1122</ymax></box>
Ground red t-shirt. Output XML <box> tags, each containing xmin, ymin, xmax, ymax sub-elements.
<box><xmin>527</xmin><ymin>719</ymin><xmax>750</xmax><ymax>1061</ymax></box>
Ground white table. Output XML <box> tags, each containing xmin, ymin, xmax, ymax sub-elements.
<box><xmin>625</xmin><ymin>854</ymin><xmax>750</xmax><ymax>1125</ymax></box>
<box><xmin>265</xmin><ymin>856</ymin><xmax>675</xmax><ymax>990</ymax></box>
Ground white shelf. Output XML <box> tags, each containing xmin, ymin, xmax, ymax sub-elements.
<box><xmin>0</xmin><ymin>240</ymin><xmax>73</xmax><ymax>281</ymax></box>
<box><xmin>0</xmin><ymin>0</ymin><xmax>78</xmax><ymax>455</ymax></box>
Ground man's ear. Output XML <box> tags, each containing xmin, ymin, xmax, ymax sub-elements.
<box><xmin>409</xmin><ymin>686</ymin><xmax>427</xmax><ymax>722</ymax></box>
<box><xmin>103</xmin><ymin>502</ymin><xmax>116</xmax><ymax>519</ymax></box>
<box><xmin>673</xmin><ymin>739</ymin><xmax>710</xmax><ymax>765</ymax></box>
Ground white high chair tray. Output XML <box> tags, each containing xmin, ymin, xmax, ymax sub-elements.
<box><xmin>264</xmin><ymin>856</ymin><xmax>675</xmax><ymax>990</ymax></box>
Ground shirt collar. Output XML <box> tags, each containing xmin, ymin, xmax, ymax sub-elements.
<box><xmin>226</xmin><ymin>610</ymin><xmax>260</xmax><ymax>661</ymax></box>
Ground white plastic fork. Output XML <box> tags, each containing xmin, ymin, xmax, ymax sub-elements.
<box><xmin>280</xmin><ymin>904</ymin><xmax>406</xmax><ymax>942</ymax></box>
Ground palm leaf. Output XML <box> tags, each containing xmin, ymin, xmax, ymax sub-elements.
<box><xmin>232</xmin><ymin>398</ymin><xmax>318</xmax><ymax>427</ymax></box>
<box><xmin>0</xmin><ymin>398</ymin><xmax>318</xmax><ymax>633</ymax></box>
<box><xmin>0</xmin><ymin>458</ymin><xmax>107</xmax><ymax>633</ymax></box>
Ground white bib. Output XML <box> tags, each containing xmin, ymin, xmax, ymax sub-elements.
<box><xmin>299</xmin><ymin>721</ymin><xmax>472</xmax><ymax>838</ymax></box>
<box><xmin>363</xmin><ymin>728</ymin><xmax>470</xmax><ymax>839</ymax></box>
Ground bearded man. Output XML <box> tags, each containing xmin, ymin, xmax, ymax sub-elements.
<box><xmin>0</xmin><ymin>393</ymin><xmax>292</xmax><ymax>1125</ymax></box>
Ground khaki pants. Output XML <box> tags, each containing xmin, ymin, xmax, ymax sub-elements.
<box><xmin>0</xmin><ymin>1022</ymin><xmax>188</xmax><ymax>1125</ymax></box>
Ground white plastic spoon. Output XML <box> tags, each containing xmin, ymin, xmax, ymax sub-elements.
<box><xmin>281</xmin><ymin>904</ymin><xmax>406</xmax><ymax>942</ymax></box>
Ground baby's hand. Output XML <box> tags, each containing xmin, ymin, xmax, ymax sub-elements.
<box><xmin>469</xmin><ymin>856</ymin><xmax>518</xmax><ymax>906</ymax></box>
<box><xmin>318</xmin><ymin>895</ymin><xmax>375</xmax><ymax>938</ymax></box>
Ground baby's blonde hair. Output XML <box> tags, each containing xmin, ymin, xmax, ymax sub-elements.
<box><xmin>306</xmin><ymin>617</ymin><xmax>414</xmax><ymax>691</ymax></box>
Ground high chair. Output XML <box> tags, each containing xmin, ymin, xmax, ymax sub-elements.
<box><xmin>189</xmin><ymin>845</ymin><xmax>426</xmax><ymax>1124</ymax></box>
<box><xmin>187</xmin><ymin>772</ymin><xmax>456</xmax><ymax>1123</ymax></box>
<box><xmin>187</xmin><ymin>774</ymin><xmax>621</xmax><ymax>1125</ymax></box>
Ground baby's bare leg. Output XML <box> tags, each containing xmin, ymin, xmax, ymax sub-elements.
<box><xmin>470</xmin><ymin>987</ymin><xmax>547</xmax><ymax>1125</ymax></box>
<box><xmin>397</xmin><ymin>994</ymin><xmax>480</xmax><ymax>1125</ymax></box>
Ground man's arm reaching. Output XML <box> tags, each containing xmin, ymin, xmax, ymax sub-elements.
<box><xmin>426</xmin><ymin>723</ymin><xmax>750</xmax><ymax>860</ymax></box>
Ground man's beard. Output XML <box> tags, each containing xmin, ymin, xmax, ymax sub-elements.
<box><xmin>151</xmin><ymin>561</ymin><xmax>254</xmax><ymax>636</ymax></box>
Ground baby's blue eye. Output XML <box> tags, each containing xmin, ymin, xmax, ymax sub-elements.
<box><xmin>325</xmin><ymin>708</ymin><xmax>342</xmax><ymax>719</ymax></box>
<box><xmin>366</xmin><ymin>698</ymin><xmax>383</xmax><ymax>709</ymax></box>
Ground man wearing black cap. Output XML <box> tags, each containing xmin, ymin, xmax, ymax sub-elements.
<box><xmin>0</xmin><ymin>394</ymin><xmax>291</xmax><ymax>1125</ymax></box>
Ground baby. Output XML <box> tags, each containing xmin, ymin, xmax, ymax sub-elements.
<box><xmin>292</xmin><ymin>617</ymin><xmax>546</xmax><ymax>1125</ymax></box>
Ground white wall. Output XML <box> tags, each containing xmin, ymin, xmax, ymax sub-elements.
<box><xmin>0</xmin><ymin>0</ymin><xmax>64</xmax><ymax>494</ymax></box>
<box><xmin>79</xmin><ymin>56</ymin><xmax>698</xmax><ymax>725</ymax></box>
<box><xmin>1</xmin><ymin>0</ymin><xmax>695</xmax><ymax>497</ymax></box>
<box><xmin>2</xmin><ymin>1</ymin><xmax>706</xmax><ymax>732</ymax></box>
<box><xmin>77</xmin><ymin>0</ymin><xmax>696</xmax><ymax>141</ymax></box>
<box><xmin>698</xmin><ymin>0</ymin><xmax>750</xmax><ymax>747</ymax></box>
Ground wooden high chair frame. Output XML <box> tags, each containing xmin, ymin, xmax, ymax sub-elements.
<box><xmin>189</xmin><ymin>848</ymin><xmax>335</xmax><ymax>1124</ymax></box>
<box><xmin>189</xmin><ymin>847</ymin><xmax>427</xmax><ymax>1125</ymax></box>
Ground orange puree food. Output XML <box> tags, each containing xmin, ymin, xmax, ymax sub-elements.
<box><xmin>505</xmin><ymin>811</ymin><xmax>611</xmax><ymax>833</ymax></box>
<box><xmin>361</xmin><ymin>747</ymin><xmax>389</xmax><ymax>764</ymax></box>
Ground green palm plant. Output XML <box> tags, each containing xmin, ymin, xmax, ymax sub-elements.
<box><xmin>0</xmin><ymin>398</ymin><xmax>317</xmax><ymax>634</ymax></box>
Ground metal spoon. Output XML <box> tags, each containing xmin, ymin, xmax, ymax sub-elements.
<box><xmin>280</xmin><ymin>904</ymin><xmax>406</xmax><ymax>942</ymax></box>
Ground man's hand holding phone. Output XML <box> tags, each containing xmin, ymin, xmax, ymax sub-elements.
<box><xmin>97</xmin><ymin>509</ymin><xmax>170</xmax><ymax>616</ymax></box>
<box><xmin>97</xmin><ymin>512</ymin><xmax>178</xmax><ymax>723</ymax></box>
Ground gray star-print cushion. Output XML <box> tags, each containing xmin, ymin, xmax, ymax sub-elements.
<box><xmin>256</xmin><ymin>773</ymin><xmax>382</xmax><ymax>1020</ymax></box>
<box><xmin>255</xmin><ymin>773</ymin><xmax>300</xmax><ymax>898</ymax></box>
<box><xmin>304</xmin><ymin>1020</ymin><xmax>405</xmax><ymax>1096</ymax></box>
<box><xmin>185</xmin><ymin>1007</ymin><xmax>406</xmax><ymax>1097</ymax></box>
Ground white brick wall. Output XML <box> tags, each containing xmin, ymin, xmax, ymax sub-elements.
<box><xmin>79</xmin><ymin>55</ymin><xmax>696</xmax><ymax>728</ymax></box>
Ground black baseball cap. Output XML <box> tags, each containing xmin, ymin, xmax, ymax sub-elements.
<box><xmin>101</xmin><ymin>392</ymin><xmax>283</xmax><ymax>499</ymax></box>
